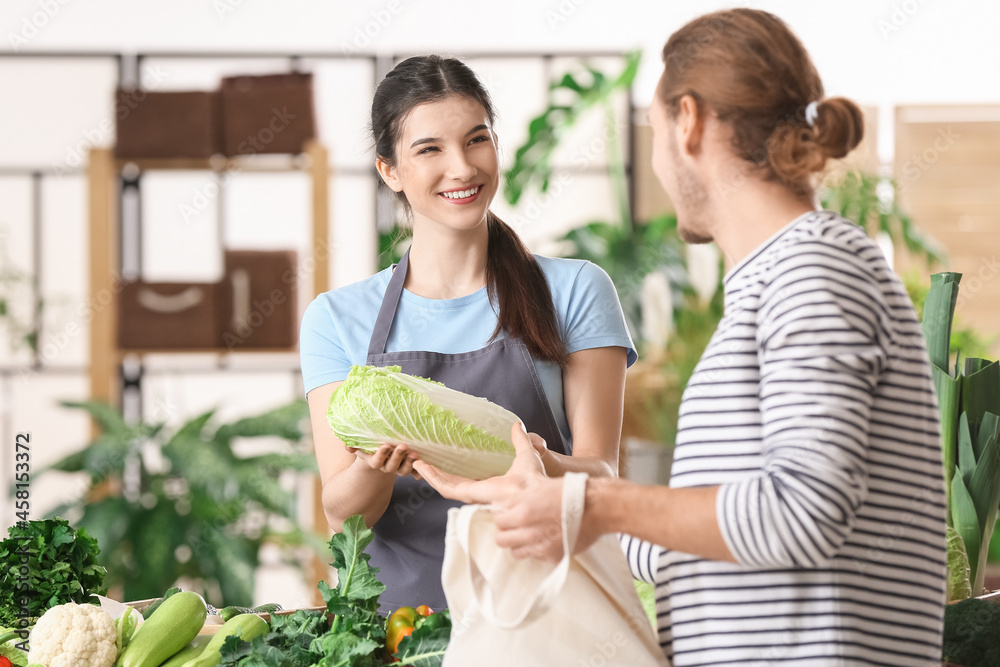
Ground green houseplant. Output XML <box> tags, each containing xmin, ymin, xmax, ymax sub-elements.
<box><xmin>40</xmin><ymin>400</ymin><xmax>322</xmax><ymax>605</ymax></box>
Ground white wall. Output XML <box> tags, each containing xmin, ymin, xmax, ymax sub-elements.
<box><xmin>4</xmin><ymin>0</ymin><xmax>998</xmax><ymax>108</ymax></box>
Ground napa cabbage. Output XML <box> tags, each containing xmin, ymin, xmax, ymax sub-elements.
<box><xmin>327</xmin><ymin>365</ymin><xmax>519</xmax><ymax>479</ymax></box>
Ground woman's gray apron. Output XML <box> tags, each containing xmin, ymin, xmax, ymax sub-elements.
<box><xmin>365</xmin><ymin>250</ymin><xmax>567</xmax><ymax>614</ymax></box>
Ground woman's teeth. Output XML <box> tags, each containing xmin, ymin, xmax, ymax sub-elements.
<box><xmin>442</xmin><ymin>186</ymin><xmax>480</xmax><ymax>199</ymax></box>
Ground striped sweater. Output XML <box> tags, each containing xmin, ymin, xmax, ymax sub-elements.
<box><xmin>622</xmin><ymin>211</ymin><xmax>948</xmax><ymax>666</ymax></box>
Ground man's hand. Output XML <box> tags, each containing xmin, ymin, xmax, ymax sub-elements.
<box><xmin>416</xmin><ymin>423</ymin><xmax>605</xmax><ymax>563</ymax></box>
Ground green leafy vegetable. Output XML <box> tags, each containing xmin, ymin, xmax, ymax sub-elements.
<box><xmin>393</xmin><ymin>610</ymin><xmax>451</xmax><ymax>667</ymax></box>
<box><xmin>114</xmin><ymin>605</ymin><xmax>139</xmax><ymax>659</ymax></box>
<box><xmin>310</xmin><ymin>632</ymin><xmax>381</xmax><ymax>667</ymax></box>
<box><xmin>322</xmin><ymin>516</ymin><xmax>386</xmax><ymax>635</ymax></box>
<box><xmin>219</xmin><ymin>610</ymin><xmax>329</xmax><ymax>667</ymax></box>
<box><xmin>327</xmin><ymin>365</ymin><xmax>519</xmax><ymax>479</ymax></box>
<box><xmin>219</xmin><ymin>515</ymin><xmax>439</xmax><ymax>667</ymax></box>
<box><xmin>0</xmin><ymin>629</ymin><xmax>29</xmax><ymax>666</ymax></box>
<box><xmin>0</xmin><ymin>518</ymin><xmax>108</xmax><ymax>628</ymax></box>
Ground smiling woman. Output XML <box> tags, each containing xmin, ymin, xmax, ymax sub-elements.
<box><xmin>298</xmin><ymin>55</ymin><xmax>637</xmax><ymax>614</ymax></box>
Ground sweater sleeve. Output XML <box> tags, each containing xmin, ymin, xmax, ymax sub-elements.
<box><xmin>716</xmin><ymin>242</ymin><xmax>888</xmax><ymax>568</ymax></box>
<box><xmin>619</xmin><ymin>533</ymin><xmax>663</xmax><ymax>585</ymax></box>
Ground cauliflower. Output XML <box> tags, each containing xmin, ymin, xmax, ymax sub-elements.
<box><xmin>27</xmin><ymin>603</ymin><xmax>116</xmax><ymax>667</ymax></box>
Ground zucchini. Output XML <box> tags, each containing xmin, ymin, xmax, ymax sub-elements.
<box><xmin>218</xmin><ymin>603</ymin><xmax>283</xmax><ymax>621</ymax></box>
<box><xmin>143</xmin><ymin>586</ymin><xmax>183</xmax><ymax>619</ymax></box>
<box><xmin>217</xmin><ymin>606</ymin><xmax>255</xmax><ymax>622</ymax></box>
<box><xmin>159</xmin><ymin>635</ymin><xmax>212</xmax><ymax>667</ymax></box>
<box><xmin>179</xmin><ymin>613</ymin><xmax>269</xmax><ymax>667</ymax></box>
<box><xmin>118</xmin><ymin>591</ymin><xmax>207</xmax><ymax>667</ymax></box>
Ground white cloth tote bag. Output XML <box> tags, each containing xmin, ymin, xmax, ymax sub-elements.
<box><xmin>441</xmin><ymin>471</ymin><xmax>669</xmax><ymax>666</ymax></box>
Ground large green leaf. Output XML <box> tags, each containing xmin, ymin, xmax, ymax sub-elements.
<box><xmin>327</xmin><ymin>516</ymin><xmax>385</xmax><ymax>605</ymax></box>
<box><xmin>932</xmin><ymin>365</ymin><xmax>961</xmax><ymax>503</ymax></box>
<box><xmin>967</xmin><ymin>434</ymin><xmax>1000</xmax><ymax>547</ymax></box>
<box><xmin>967</xmin><ymin>419</ymin><xmax>1000</xmax><ymax>595</ymax></box>
<box><xmin>976</xmin><ymin>412</ymin><xmax>1000</xmax><ymax>467</ymax></box>
<box><xmin>960</xmin><ymin>360</ymin><xmax>1000</xmax><ymax>458</ymax></box>
<box><xmin>123</xmin><ymin>504</ymin><xmax>185</xmax><ymax>601</ymax></box>
<box><xmin>231</xmin><ymin>466</ymin><xmax>294</xmax><ymax>516</ymax></box>
<box><xmin>204</xmin><ymin>530</ymin><xmax>258</xmax><ymax>606</ymax></box>
<box><xmin>215</xmin><ymin>400</ymin><xmax>309</xmax><ymax>444</ymax></box>
<box><xmin>59</xmin><ymin>400</ymin><xmax>129</xmax><ymax>435</ymax></box>
<box><xmin>162</xmin><ymin>434</ymin><xmax>238</xmax><ymax>499</ymax></box>
<box><xmin>921</xmin><ymin>272</ymin><xmax>961</xmax><ymax>371</ymax></box>
<box><xmin>958</xmin><ymin>412</ymin><xmax>976</xmax><ymax>484</ymax></box>
<box><xmin>951</xmin><ymin>472</ymin><xmax>982</xmax><ymax>591</ymax></box>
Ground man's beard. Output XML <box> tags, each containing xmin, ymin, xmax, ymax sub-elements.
<box><xmin>668</xmin><ymin>135</ymin><xmax>713</xmax><ymax>245</ymax></box>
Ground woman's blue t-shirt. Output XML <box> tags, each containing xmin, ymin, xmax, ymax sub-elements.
<box><xmin>299</xmin><ymin>255</ymin><xmax>636</xmax><ymax>446</ymax></box>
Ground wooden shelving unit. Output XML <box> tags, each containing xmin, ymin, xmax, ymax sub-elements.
<box><xmin>87</xmin><ymin>140</ymin><xmax>331</xmax><ymax>603</ymax></box>
<box><xmin>87</xmin><ymin>140</ymin><xmax>330</xmax><ymax>407</ymax></box>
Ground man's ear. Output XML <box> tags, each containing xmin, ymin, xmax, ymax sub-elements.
<box><xmin>676</xmin><ymin>94</ymin><xmax>706</xmax><ymax>157</ymax></box>
<box><xmin>376</xmin><ymin>157</ymin><xmax>402</xmax><ymax>192</ymax></box>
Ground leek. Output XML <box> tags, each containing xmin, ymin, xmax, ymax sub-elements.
<box><xmin>922</xmin><ymin>272</ymin><xmax>1000</xmax><ymax>597</ymax></box>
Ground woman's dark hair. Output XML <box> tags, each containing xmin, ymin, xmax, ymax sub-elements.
<box><xmin>660</xmin><ymin>9</ymin><xmax>864</xmax><ymax>196</ymax></box>
<box><xmin>372</xmin><ymin>55</ymin><xmax>567</xmax><ymax>366</ymax></box>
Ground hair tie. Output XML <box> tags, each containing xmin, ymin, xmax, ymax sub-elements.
<box><xmin>804</xmin><ymin>100</ymin><xmax>820</xmax><ymax>127</ymax></box>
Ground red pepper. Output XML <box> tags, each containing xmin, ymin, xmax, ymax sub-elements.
<box><xmin>0</xmin><ymin>655</ymin><xmax>13</xmax><ymax>667</ymax></box>
<box><xmin>386</xmin><ymin>606</ymin><xmax>419</xmax><ymax>654</ymax></box>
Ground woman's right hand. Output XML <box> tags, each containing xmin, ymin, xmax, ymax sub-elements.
<box><xmin>348</xmin><ymin>444</ymin><xmax>422</xmax><ymax>479</ymax></box>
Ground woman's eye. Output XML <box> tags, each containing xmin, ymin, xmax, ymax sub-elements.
<box><xmin>470</xmin><ymin>135</ymin><xmax>489</xmax><ymax>145</ymax></box>
<box><xmin>417</xmin><ymin>146</ymin><xmax>439</xmax><ymax>155</ymax></box>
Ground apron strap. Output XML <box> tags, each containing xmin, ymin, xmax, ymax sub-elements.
<box><xmin>367</xmin><ymin>249</ymin><xmax>410</xmax><ymax>358</ymax></box>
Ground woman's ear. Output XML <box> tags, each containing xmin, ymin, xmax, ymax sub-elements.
<box><xmin>376</xmin><ymin>157</ymin><xmax>403</xmax><ymax>192</ymax></box>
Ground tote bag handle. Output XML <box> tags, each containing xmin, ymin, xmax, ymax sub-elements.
<box><xmin>457</xmin><ymin>472</ymin><xmax>588</xmax><ymax>629</ymax></box>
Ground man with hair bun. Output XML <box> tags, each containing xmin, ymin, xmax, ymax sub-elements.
<box><xmin>418</xmin><ymin>8</ymin><xmax>947</xmax><ymax>665</ymax></box>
